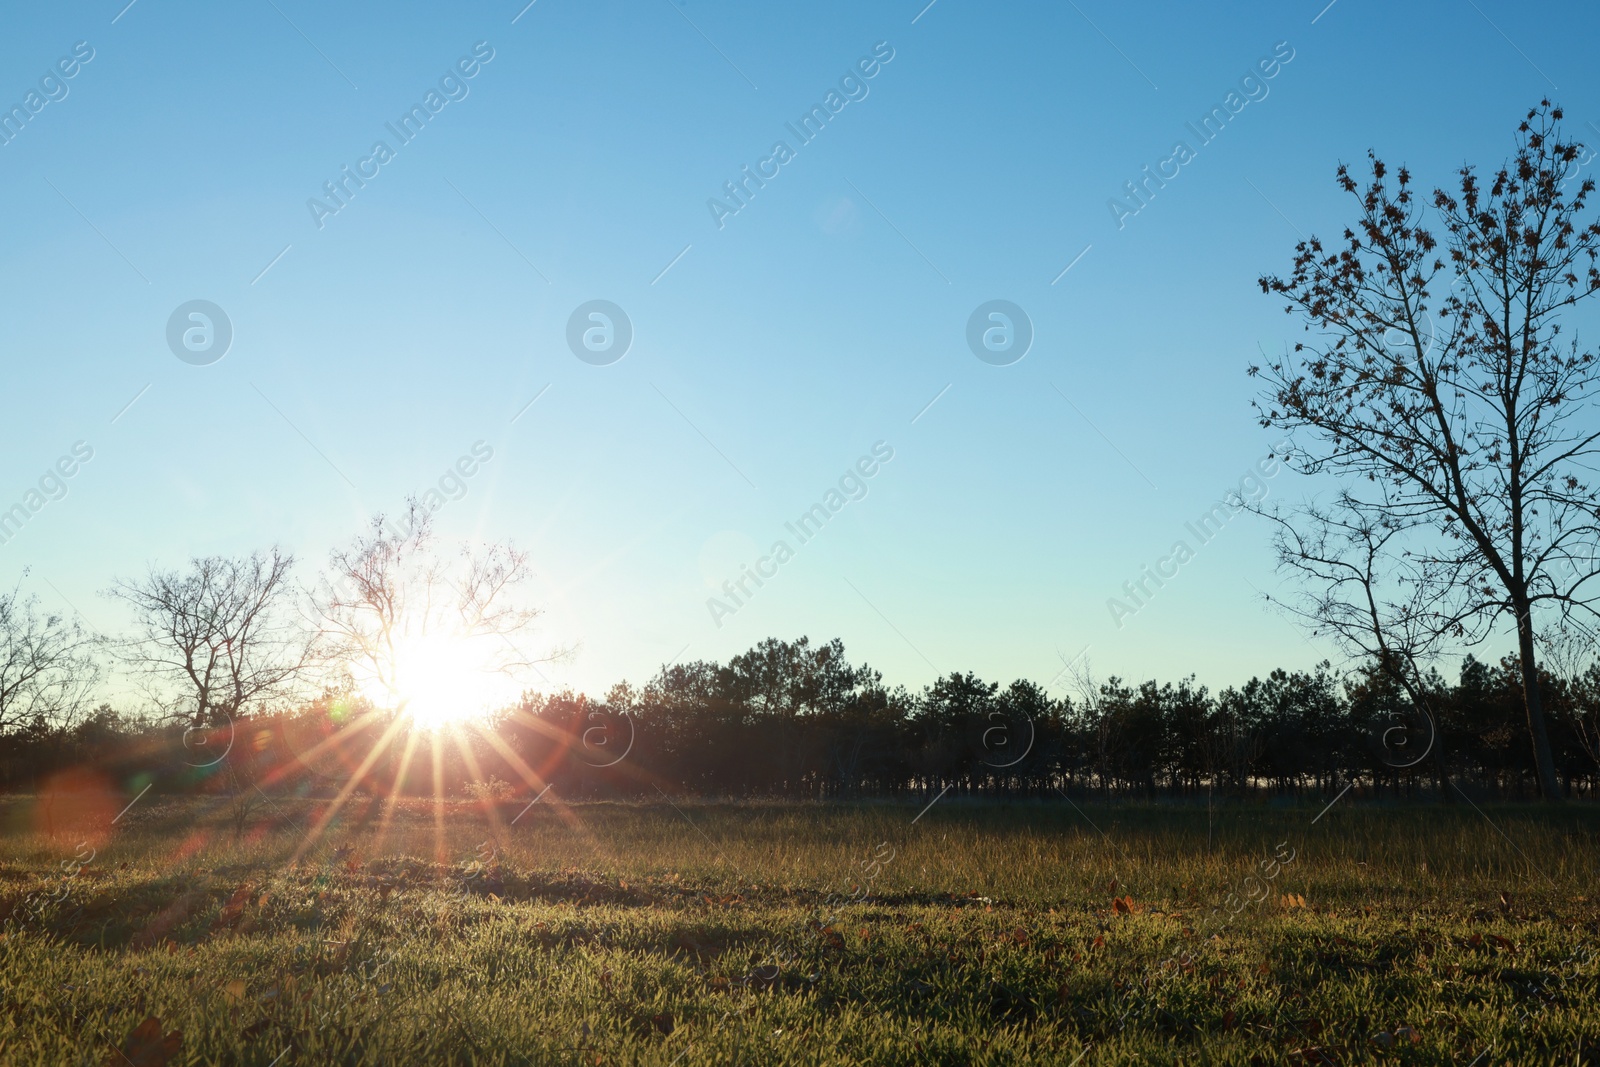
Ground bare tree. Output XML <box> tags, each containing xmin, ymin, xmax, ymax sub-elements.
<box><xmin>1063</xmin><ymin>657</ymin><xmax>1116</xmax><ymax>800</ymax></box>
<box><xmin>1574</xmin><ymin>663</ymin><xmax>1600</xmax><ymax>775</ymax></box>
<box><xmin>0</xmin><ymin>574</ymin><xmax>100</xmax><ymax>734</ymax></box>
<box><xmin>314</xmin><ymin>501</ymin><xmax>550</xmax><ymax>721</ymax></box>
<box><xmin>1252</xmin><ymin>101</ymin><xmax>1600</xmax><ymax>801</ymax></box>
<box><xmin>1540</xmin><ymin>624</ymin><xmax>1600</xmax><ymax>773</ymax></box>
<box><xmin>1254</xmin><ymin>502</ymin><xmax>1451</xmax><ymax>789</ymax></box>
<box><xmin>108</xmin><ymin>548</ymin><xmax>311</xmax><ymax>730</ymax></box>
<box><xmin>107</xmin><ymin>548</ymin><xmax>312</xmax><ymax>833</ymax></box>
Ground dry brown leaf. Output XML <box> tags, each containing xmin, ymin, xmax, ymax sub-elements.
<box><xmin>104</xmin><ymin>1017</ymin><xmax>181</xmax><ymax>1067</ymax></box>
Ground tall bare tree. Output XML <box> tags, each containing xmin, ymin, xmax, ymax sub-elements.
<box><xmin>0</xmin><ymin>574</ymin><xmax>100</xmax><ymax>734</ymax></box>
<box><xmin>107</xmin><ymin>548</ymin><xmax>312</xmax><ymax>829</ymax></box>
<box><xmin>1540</xmin><ymin>624</ymin><xmax>1600</xmax><ymax>774</ymax></box>
<box><xmin>1252</xmin><ymin>102</ymin><xmax>1600</xmax><ymax>800</ymax></box>
<box><xmin>1254</xmin><ymin>502</ymin><xmax>1452</xmax><ymax>788</ymax></box>
<box><xmin>108</xmin><ymin>548</ymin><xmax>312</xmax><ymax>732</ymax></box>
<box><xmin>314</xmin><ymin>501</ymin><xmax>549</xmax><ymax>720</ymax></box>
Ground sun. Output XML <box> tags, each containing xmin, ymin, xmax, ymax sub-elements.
<box><xmin>361</xmin><ymin>633</ymin><xmax>521</xmax><ymax>730</ymax></box>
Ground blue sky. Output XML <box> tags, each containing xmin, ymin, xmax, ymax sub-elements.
<box><xmin>2</xmin><ymin>0</ymin><xmax>1596</xmax><ymax>702</ymax></box>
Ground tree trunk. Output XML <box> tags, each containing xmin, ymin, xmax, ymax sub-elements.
<box><xmin>1515</xmin><ymin>607</ymin><xmax>1562</xmax><ymax>802</ymax></box>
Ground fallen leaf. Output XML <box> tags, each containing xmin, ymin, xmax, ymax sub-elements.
<box><xmin>104</xmin><ymin>1017</ymin><xmax>181</xmax><ymax>1067</ymax></box>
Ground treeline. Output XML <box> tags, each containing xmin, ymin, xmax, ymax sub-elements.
<box><xmin>6</xmin><ymin>638</ymin><xmax>1599</xmax><ymax>802</ymax></box>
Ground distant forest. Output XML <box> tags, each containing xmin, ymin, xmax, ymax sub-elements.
<box><xmin>6</xmin><ymin>637</ymin><xmax>1599</xmax><ymax>803</ymax></box>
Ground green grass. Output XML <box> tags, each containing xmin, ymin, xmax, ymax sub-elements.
<box><xmin>1</xmin><ymin>794</ymin><xmax>1597</xmax><ymax>1065</ymax></box>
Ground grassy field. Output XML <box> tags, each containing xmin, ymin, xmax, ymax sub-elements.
<box><xmin>1</xmin><ymin>791</ymin><xmax>1597</xmax><ymax>1065</ymax></box>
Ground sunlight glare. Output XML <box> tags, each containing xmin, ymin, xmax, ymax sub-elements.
<box><xmin>361</xmin><ymin>633</ymin><xmax>520</xmax><ymax>730</ymax></box>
